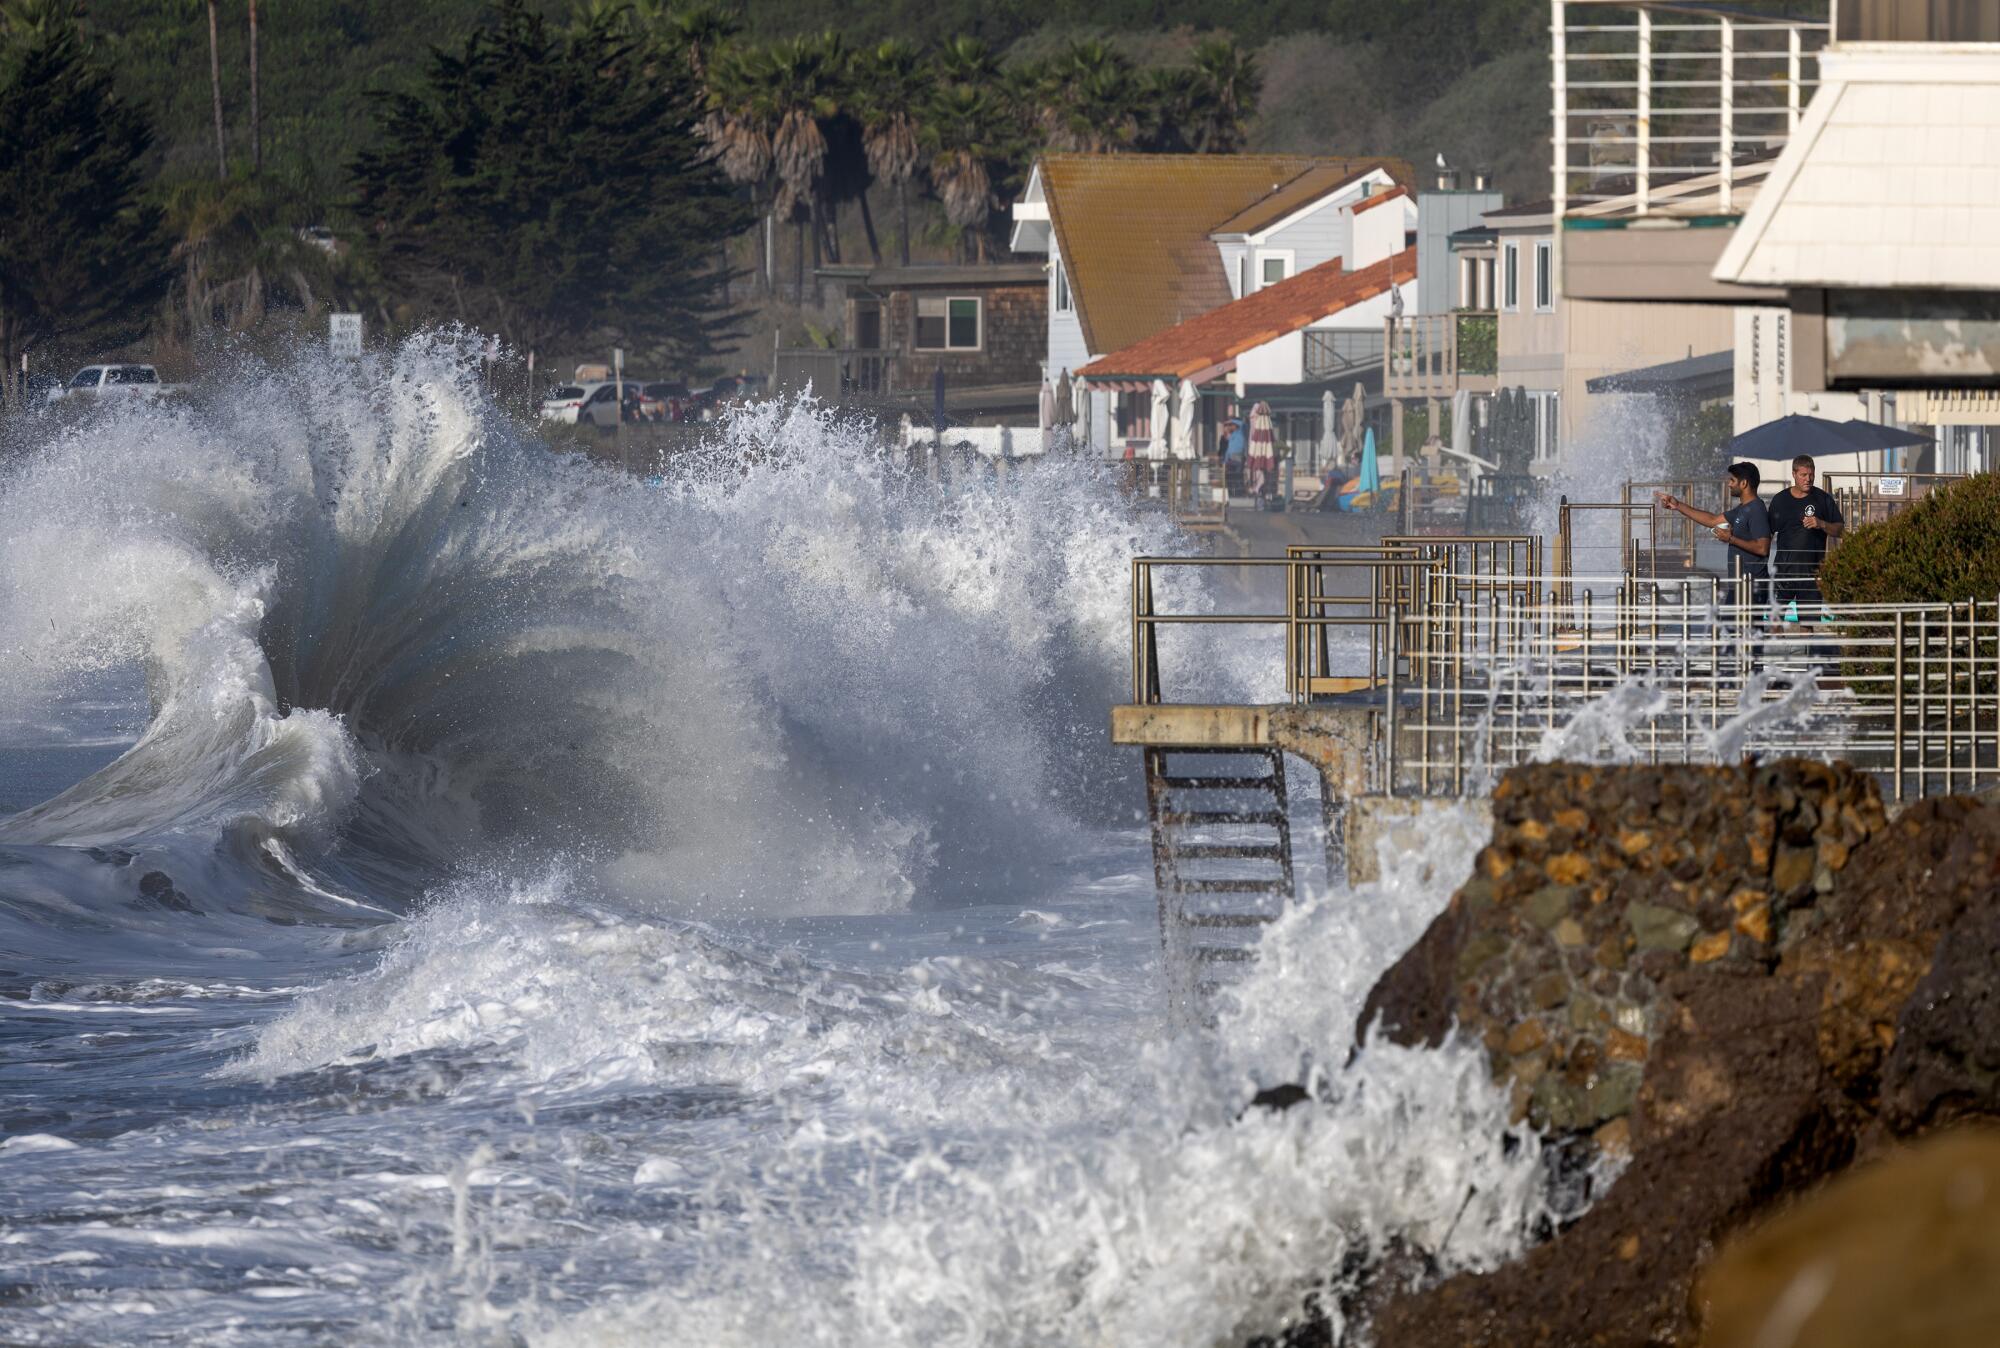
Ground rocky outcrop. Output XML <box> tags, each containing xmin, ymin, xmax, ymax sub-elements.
<box><xmin>1697</xmin><ymin>1129</ymin><xmax>2000</xmax><ymax>1348</ymax></box>
<box><xmin>1358</xmin><ymin>762</ymin><xmax>2000</xmax><ymax>1348</ymax></box>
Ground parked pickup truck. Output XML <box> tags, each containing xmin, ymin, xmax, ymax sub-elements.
<box><xmin>58</xmin><ymin>364</ymin><xmax>178</xmax><ymax>399</ymax></box>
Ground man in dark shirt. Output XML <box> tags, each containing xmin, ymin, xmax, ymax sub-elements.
<box><xmin>1764</xmin><ymin>454</ymin><xmax>1845</xmax><ymax>666</ymax></box>
<box><xmin>1765</xmin><ymin>454</ymin><xmax>1844</xmax><ymax>599</ymax></box>
<box><xmin>1657</xmin><ymin>461</ymin><xmax>1771</xmax><ymax>605</ymax></box>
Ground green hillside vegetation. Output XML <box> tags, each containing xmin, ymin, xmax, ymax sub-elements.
<box><xmin>1</xmin><ymin>0</ymin><xmax>1557</xmax><ymax>396</ymax></box>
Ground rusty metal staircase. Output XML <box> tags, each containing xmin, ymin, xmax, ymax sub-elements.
<box><xmin>1143</xmin><ymin>746</ymin><xmax>1296</xmax><ymax>1012</ymax></box>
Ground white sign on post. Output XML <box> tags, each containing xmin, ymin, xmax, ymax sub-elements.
<box><xmin>329</xmin><ymin>313</ymin><xmax>363</xmax><ymax>358</ymax></box>
<box><xmin>1877</xmin><ymin>476</ymin><xmax>1906</xmax><ymax>497</ymax></box>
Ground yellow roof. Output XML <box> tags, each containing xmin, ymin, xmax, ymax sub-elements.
<box><xmin>1040</xmin><ymin>153</ymin><xmax>1413</xmax><ymax>356</ymax></box>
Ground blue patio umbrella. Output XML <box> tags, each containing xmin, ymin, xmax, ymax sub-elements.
<box><xmin>1834</xmin><ymin>419</ymin><xmax>1934</xmax><ymax>452</ymax></box>
<box><xmin>1728</xmin><ymin>413</ymin><xmax>1932</xmax><ymax>461</ymax></box>
<box><xmin>1358</xmin><ymin>425</ymin><xmax>1380</xmax><ymax>495</ymax></box>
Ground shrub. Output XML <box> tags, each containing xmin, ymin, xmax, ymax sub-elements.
<box><xmin>1821</xmin><ymin>472</ymin><xmax>2000</xmax><ymax>605</ymax></box>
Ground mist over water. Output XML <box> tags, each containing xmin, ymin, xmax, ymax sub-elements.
<box><xmin>0</xmin><ymin>339</ymin><xmax>1558</xmax><ymax>1344</ymax></box>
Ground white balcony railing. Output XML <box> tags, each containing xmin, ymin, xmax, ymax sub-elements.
<box><xmin>1552</xmin><ymin>0</ymin><xmax>1831</xmax><ymax>220</ymax></box>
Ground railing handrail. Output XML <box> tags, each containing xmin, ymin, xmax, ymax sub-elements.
<box><xmin>1129</xmin><ymin>543</ymin><xmax>1999</xmax><ymax>803</ymax></box>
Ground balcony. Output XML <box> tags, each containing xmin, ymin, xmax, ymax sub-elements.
<box><xmin>772</xmin><ymin>348</ymin><xmax>900</xmax><ymax>401</ymax></box>
<box><xmin>1552</xmin><ymin>0</ymin><xmax>1830</xmax><ymax>303</ymax></box>
<box><xmin>1303</xmin><ymin>329</ymin><xmax>1386</xmax><ymax>382</ymax></box>
<box><xmin>1383</xmin><ymin>311</ymin><xmax>1498</xmax><ymax>401</ymax></box>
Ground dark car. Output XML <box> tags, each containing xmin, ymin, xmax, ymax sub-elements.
<box><xmin>637</xmin><ymin>380</ymin><xmax>691</xmax><ymax>423</ymax></box>
<box><xmin>691</xmin><ymin>374</ymin><xmax>769</xmax><ymax>420</ymax></box>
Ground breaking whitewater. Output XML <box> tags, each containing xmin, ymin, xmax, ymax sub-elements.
<box><xmin>0</xmin><ymin>338</ymin><xmax>1567</xmax><ymax>1346</ymax></box>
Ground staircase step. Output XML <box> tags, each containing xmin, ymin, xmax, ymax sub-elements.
<box><xmin>1193</xmin><ymin>945</ymin><xmax>1257</xmax><ymax>963</ymax></box>
<box><xmin>1158</xmin><ymin>775</ymin><xmax>1281</xmax><ymax>791</ymax></box>
<box><xmin>1173</xmin><ymin>842</ymin><xmax>1288</xmax><ymax>860</ymax></box>
<box><xmin>1183</xmin><ymin>912</ymin><xmax>1272</xmax><ymax>928</ymax></box>
<box><xmin>1161</xmin><ymin>809</ymin><xmax>1286</xmax><ymax>828</ymax></box>
<box><xmin>1171</xmin><ymin>878</ymin><xmax>1290</xmax><ymax>895</ymax></box>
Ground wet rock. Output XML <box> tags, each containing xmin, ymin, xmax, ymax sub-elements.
<box><xmin>1881</xmin><ymin>899</ymin><xmax>2000</xmax><ymax>1133</ymax></box>
<box><xmin>134</xmin><ymin>870</ymin><xmax>200</xmax><ymax>915</ymax></box>
<box><xmin>1246</xmin><ymin>1083</ymin><xmax>1313</xmax><ymax>1113</ymax></box>
<box><xmin>1697</xmin><ymin>1130</ymin><xmax>2000</xmax><ymax>1348</ymax></box>
<box><xmin>1373</xmin><ymin>970</ymin><xmax>1859</xmax><ymax>1348</ymax></box>
<box><xmin>1357</xmin><ymin>764</ymin><xmax>2000</xmax><ymax>1347</ymax></box>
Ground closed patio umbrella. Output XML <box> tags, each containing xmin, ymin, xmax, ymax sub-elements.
<box><xmin>1054</xmin><ymin>369</ymin><xmax>1075</xmax><ymax>451</ymax></box>
<box><xmin>1071</xmin><ymin>373</ymin><xmax>1090</xmax><ymax>449</ymax></box>
<box><xmin>1174</xmin><ymin>379</ymin><xmax>1199</xmax><ymax>460</ymax></box>
<box><xmin>1148</xmin><ymin>379</ymin><xmax>1172</xmax><ymax>461</ymax></box>
<box><xmin>1038</xmin><ymin>378</ymin><xmax>1057</xmax><ymax>453</ymax></box>
<box><xmin>1320</xmin><ymin>388</ymin><xmax>1337</xmax><ymax>474</ymax></box>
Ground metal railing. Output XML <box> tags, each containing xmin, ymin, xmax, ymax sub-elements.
<box><xmin>1552</xmin><ymin>1</ymin><xmax>1830</xmax><ymax>218</ymax></box>
<box><xmin>1397</xmin><ymin>580</ymin><xmax>2000</xmax><ymax>803</ymax></box>
<box><xmin>772</xmin><ymin>347</ymin><xmax>899</xmax><ymax>400</ymax></box>
<box><xmin>1824</xmin><ymin>471</ymin><xmax>1969</xmax><ymax>527</ymax></box>
<box><xmin>1128</xmin><ymin>543</ymin><xmax>2000</xmax><ymax>804</ymax></box>
<box><xmin>1305</xmin><ymin>329</ymin><xmax>1387</xmax><ymax>381</ymax></box>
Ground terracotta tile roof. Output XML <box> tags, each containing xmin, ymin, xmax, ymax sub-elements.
<box><xmin>1078</xmin><ymin>246</ymin><xmax>1417</xmax><ymax>383</ymax></box>
<box><xmin>1209</xmin><ymin>165</ymin><xmax>1378</xmax><ymax>236</ymax></box>
<box><xmin>1040</xmin><ymin>153</ymin><xmax>1414</xmax><ymax>357</ymax></box>
<box><xmin>1350</xmin><ymin>185</ymin><xmax>1411</xmax><ymax>215</ymax></box>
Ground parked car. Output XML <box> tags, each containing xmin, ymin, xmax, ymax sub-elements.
<box><xmin>636</xmin><ymin>380</ymin><xmax>691</xmax><ymax>423</ymax></box>
<box><xmin>690</xmin><ymin>373</ymin><xmax>769</xmax><ymax>420</ymax></box>
<box><xmin>537</xmin><ymin>380</ymin><xmax>646</xmax><ymax>430</ymax></box>
<box><xmin>59</xmin><ymin>364</ymin><xmax>172</xmax><ymax>398</ymax></box>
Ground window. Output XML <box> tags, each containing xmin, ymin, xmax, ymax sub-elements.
<box><xmin>68</xmin><ymin>369</ymin><xmax>99</xmax><ymax>389</ymax></box>
<box><xmin>1053</xmin><ymin>257</ymin><xmax>1071</xmax><ymax>314</ymax></box>
<box><xmin>1534</xmin><ymin>240</ymin><xmax>1553</xmax><ymax>311</ymax></box>
<box><xmin>1502</xmin><ymin>242</ymin><xmax>1519</xmax><ymax>311</ymax></box>
<box><xmin>916</xmin><ymin>296</ymin><xmax>981</xmax><ymax>351</ymax></box>
<box><xmin>1254</xmin><ymin>250</ymin><xmax>1293</xmax><ymax>290</ymax></box>
<box><xmin>1116</xmin><ymin>392</ymin><xmax>1152</xmax><ymax>441</ymax></box>
<box><xmin>1529</xmin><ymin>390</ymin><xmax>1561</xmax><ymax>462</ymax></box>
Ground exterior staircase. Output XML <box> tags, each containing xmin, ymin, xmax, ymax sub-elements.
<box><xmin>1142</xmin><ymin>746</ymin><xmax>1296</xmax><ymax>1017</ymax></box>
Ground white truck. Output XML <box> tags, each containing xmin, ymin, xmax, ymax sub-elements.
<box><xmin>57</xmin><ymin>364</ymin><xmax>177</xmax><ymax>400</ymax></box>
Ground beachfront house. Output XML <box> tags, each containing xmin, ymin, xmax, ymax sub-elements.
<box><xmin>1070</xmin><ymin>190</ymin><xmax>1420</xmax><ymax>477</ymax></box>
<box><xmin>1540</xmin><ymin>0</ymin><xmax>1993</xmax><ymax>478</ymax></box>
<box><xmin>1008</xmin><ymin>153</ymin><xmax>1413</xmax><ymax>452</ymax></box>
<box><xmin>772</xmin><ymin>261</ymin><xmax>1048</xmax><ymax>425</ymax></box>
<box><xmin>1709</xmin><ymin>3</ymin><xmax>2000</xmax><ymax>473</ymax></box>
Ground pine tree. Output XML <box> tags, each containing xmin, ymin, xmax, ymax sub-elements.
<box><xmin>0</xmin><ymin>10</ymin><xmax>172</xmax><ymax>405</ymax></box>
<box><xmin>350</xmin><ymin>0</ymin><xmax>753</xmax><ymax>365</ymax></box>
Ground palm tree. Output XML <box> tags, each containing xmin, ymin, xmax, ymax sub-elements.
<box><xmin>659</xmin><ymin>0</ymin><xmax>737</xmax><ymax>84</ymax></box>
<box><xmin>1135</xmin><ymin>65</ymin><xmax>1198</xmax><ymax>153</ymax></box>
<box><xmin>854</xmin><ymin>38</ymin><xmax>924</xmax><ymax>266</ymax></box>
<box><xmin>764</xmin><ymin>32</ymin><xmax>845</xmax><ymax>294</ymax></box>
<box><xmin>700</xmin><ymin>42</ymin><xmax>777</xmax><ymax>292</ymax></box>
<box><xmin>936</xmin><ymin>34</ymin><xmax>997</xmax><ymax>86</ymax></box>
<box><xmin>923</xmin><ymin>81</ymin><xmax>1001</xmax><ymax>262</ymax></box>
<box><xmin>1030</xmin><ymin>39</ymin><xmax>1138</xmax><ymax>153</ymax></box>
<box><xmin>1187</xmin><ymin>37</ymin><xmax>1261</xmax><ymax>153</ymax></box>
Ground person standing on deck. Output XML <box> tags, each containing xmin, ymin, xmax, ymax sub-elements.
<box><xmin>1764</xmin><ymin>454</ymin><xmax>1845</xmax><ymax>667</ymax></box>
<box><xmin>1656</xmin><ymin>461</ymin><xmax>1772</xmax><ymax>605</ymax></box>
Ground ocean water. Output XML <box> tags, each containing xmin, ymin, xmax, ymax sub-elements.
<box><xmin>0</xmin><ymin>340</ymin><xmax>1558</xmax><ymax>1346</ymax></box>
